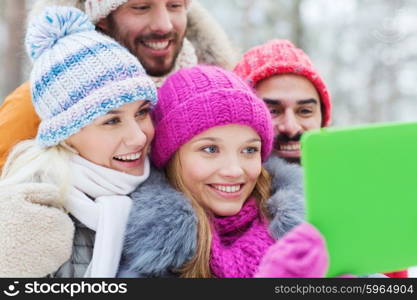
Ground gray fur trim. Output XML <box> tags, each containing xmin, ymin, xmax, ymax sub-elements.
<box><xmin>264</xmin><ymin>156</ymin><xmax>305</xmax><ymax>239</ymax></box>
<box><xmin>118</xmin><ymin>166</ymin><xmax>197</xmax><ymax>277</ymax></box>
<box><xmin>26</xmin><ymin>0</ymin><xmax>239</xmax><ymax>69</ymax></box>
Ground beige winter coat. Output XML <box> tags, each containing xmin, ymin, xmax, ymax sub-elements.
<box><xmin>0</xmin><ymin>183</ymin><xmax>74</xmax><ymax>277</ymax></box>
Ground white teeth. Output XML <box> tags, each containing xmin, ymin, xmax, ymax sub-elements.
<box><xmin>212</xmin><ymin>184</ymin><xmax>241</xmax><ymax>193</ymax></box>
<box><xmin>280</xmin><ymin>144</ymin><xmax>300</xmax><ymax>151</ymax></box>
<box><xmin>114</xmin><ymin>152</ymin><xmax>142</xmax><ymax>161</ymax></box>
<box><xmin>144</xmin><ymin>41</ymin><xmax>169</xmax><ymax>50</ymax></box>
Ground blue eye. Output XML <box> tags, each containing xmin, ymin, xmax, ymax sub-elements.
<box><xmin>202</xmin><ymin>146</ymin><xmax>218</xmax><ymax>154</ymax></box>
<box><xmin>242</xmin><ymin>147</ymin><xmax>259</xmax><ymax>154</ymax></box>
<box><xmin>136</xmin><ymin>107</ymin><xmax>151</xmax><ymax>118</ymax></box>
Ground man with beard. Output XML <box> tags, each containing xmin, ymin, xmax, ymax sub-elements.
<box><xmin>0</xmin><ymin>0</ymin><xmax>238</xmax><ymax>169</ymax></box>
<box><xmin>233</xmin><ymin>39</ymin><xmax>331</xmax><ymax>164</ymax></box>
<box><xmin>234</xmin><ymin>39</ymin><xmax>408</xmax><ymax>278</ymax></box>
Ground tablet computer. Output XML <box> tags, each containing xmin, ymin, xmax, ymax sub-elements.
<box><xmin>301</xmin><ymin>121</ymin><xmax>417</xmax><ymax>277</ymax></box>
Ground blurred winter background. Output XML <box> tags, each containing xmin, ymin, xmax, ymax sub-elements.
<box><xmin>1</xmin><ymin>0</ymin><xmax>417</xmax><ymax>128</ymax></box>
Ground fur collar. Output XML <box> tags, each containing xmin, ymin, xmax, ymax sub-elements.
<box><xmin>119</xmin><ymin>157</ymin><xmax>305</xmax><ymax>277</ymax></box>
<box><xmin>27</xmin><ymin>0</ymin><xmax>239</xmax><ymax>70</ymax></box>
<box><xmin>119</xmin><ymin>166</ymin><xmax>197</xmax><ymax>277</ymax></box>
<box><xmin>263</xmin><ymin>156</ymin><xmax>305</xmax><ymax>239</ymax></box>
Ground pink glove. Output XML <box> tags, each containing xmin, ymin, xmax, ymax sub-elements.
<box><xmin>255</xmin><ymin>223</ymin><xmax>328</xmax><ymax>278</ymax></box>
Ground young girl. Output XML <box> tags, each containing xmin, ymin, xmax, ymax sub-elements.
<box><xmin>0</xmin><ymin>6</ymin><xmax>157</xmax><ymax>277</ymax></box>
<box><xmin>119</xmin><ymin>65</ymin><xmax>328</xmax><ymax>278</ymax></box>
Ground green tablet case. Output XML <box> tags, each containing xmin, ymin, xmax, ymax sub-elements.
<box><xmin>301</xmin><ymin>121</ymin><xmax>417</xmax><ymax>277</ymax></box>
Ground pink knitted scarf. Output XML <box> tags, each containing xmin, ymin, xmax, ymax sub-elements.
<box><xmin>209</xmin><ymin>198</ymin><xmax>275</xmax><ymax>278</ymax></box>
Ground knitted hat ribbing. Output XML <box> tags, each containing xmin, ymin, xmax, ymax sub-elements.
<box><xmin>233</xmin><ymin>39</ymin><xmax>332</xmax><ymax>127</ymax></box>
<box><xmin>25</xmin><ymin>6</ymin><xmax>157</xmax><ymax>147</ymax></box>
<box><xmin>151</xmin><ymin>65</ymin><xmax>273</xmax><ymax>168</ymax></box>
<box><xmin>85</xmin><ymin>0</ymin><xmax>191</xmax><ymax>24</ymax></box>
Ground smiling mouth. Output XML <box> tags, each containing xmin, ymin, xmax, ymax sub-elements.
<box><xmin>141</xmin><ymin>40</ymin><xmax>171</xmax><ymax>51</ymax></box>
<box><xmin>113</xmin><ymin>151</ymin><xmax>142</xmax><ymax>162</ymax></box>
<box><xmin>278</xmin><ymin>143</ymin><xmax>300</xmax><ymax>151</ymax></box>
<box><xmin>209</xmin><ymin>184</ymin><xmax>243</xmax><ymax>193</ymax></box>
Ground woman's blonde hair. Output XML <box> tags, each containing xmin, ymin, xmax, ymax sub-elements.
<box><xmin>0</xmin><ymin>139</ymin><xmax>72</xmax><ymax>200</ymax></box>
<box><xmin>165</xmin><ymin>151</ymin><xmax>271</xmax><ymax>278</ymax></box>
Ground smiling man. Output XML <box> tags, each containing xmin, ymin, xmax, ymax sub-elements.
<box><xmin>0</xmin><ymin>0</ymin><xmax>238</xmax><ymax>169</ymax></box>
<box><xmin>234</xmin><ymin>39</ymin><xmax>332</xmax><ymax>164</ymax></box>
<box><xmin>92</xmin><ymin>0</ymin><xmax>190</xmax><ymax>79</ymax></box>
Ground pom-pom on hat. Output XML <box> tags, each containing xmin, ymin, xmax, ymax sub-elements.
<box><xmin>25</xmin><ymin>6</ymin><xmax>157</xmax><ymax>147</ymax></box>
<box><xmin>151</xmin><ymin>65</ymin><xmax>274</xmax><ymax>168</ymax></box>
<box><xmin>233</xmin><ymin>39</ymin><xmax>332</xmax><ymax>127</ymax></box>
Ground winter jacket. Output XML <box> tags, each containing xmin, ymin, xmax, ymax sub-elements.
<box><xmin>0</xmin><ymin>83</ymin><xmax>40</xmax><ymax>170</ymax></box>
<box><xmin>0</xmin><ymin>183</ymin><xmax>74</xmax><ymax>277</ymax></box>
<box><xmin>0</xmin><ymin>157</ymin><xmax>302</xmax><ymax>278</ymax></box>
<box><xmin>0</xmin><ymin>183</ymin><xmax>100</xmax><ymax>278</ymax></box>
<box><xmin>48</xmin><ymin>216</ymin><xmax>95</xmax><ymax>278</ymax></box>
<box><xmin>0</xmin><ymin>0</ymin><xmax>239</xmax><ymax>170</ymax></box>
<box><xmin>119</xmin><ymin>156</ymin><xmax>305</xmax><ymax>277</ymax></box>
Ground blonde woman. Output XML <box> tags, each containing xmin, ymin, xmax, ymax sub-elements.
<box><xmin>0</xmin><ymin>6</ymin><xmax>157</xmax><ymax>277</ymax></box>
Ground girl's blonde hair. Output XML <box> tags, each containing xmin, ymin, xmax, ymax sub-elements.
<box><xmin>0</xmin><ymin>139</ymin><xmax>72</xmax><ymax>200</ymax></box>
<box><xmin>165</xmin><ymin>151</ymin><xmax>271</xmax><ymax>278</ymax></box>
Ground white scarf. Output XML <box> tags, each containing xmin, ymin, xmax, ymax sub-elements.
<box><xmin>65</xmin><ymin>154</ymin><xmax>150</xmax><ymax>278</ymax></box>
<box><xmin>150</xmin><ymin>38</ymin><xmax>198</xmax><ymax>88</ymax></box>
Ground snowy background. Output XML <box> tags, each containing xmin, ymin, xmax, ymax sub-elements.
<box><xmin>198</xmin><ymin>0</ymin><xmax>417</xmax><ymax>126</ymax></box>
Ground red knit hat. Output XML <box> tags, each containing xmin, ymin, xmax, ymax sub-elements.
<box><xmin>234</xmin><ymin>39</ymin><xmax>331</xmax><ymax>127</ymax></box>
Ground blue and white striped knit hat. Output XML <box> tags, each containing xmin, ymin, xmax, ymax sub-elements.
<box><xmin>25</xmin><ymin>6</ymin><xmax>157</xmax><ymax>147</ymax></box>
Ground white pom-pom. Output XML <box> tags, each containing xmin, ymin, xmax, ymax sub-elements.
<box><xmin>25</xmin><ymin>6</ymin><xmax>95</xmax><ymax>61</ymax></box>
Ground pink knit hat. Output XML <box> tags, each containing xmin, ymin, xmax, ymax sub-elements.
<box><xmin>152</xmin><ymin>65</ymin><xmax>274</xmax><ymax>168</ymax></box>
<box><xmin>233</xmin><ymin>39</ymin><xmax>332</xmax><ymax>127</ymax></box>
